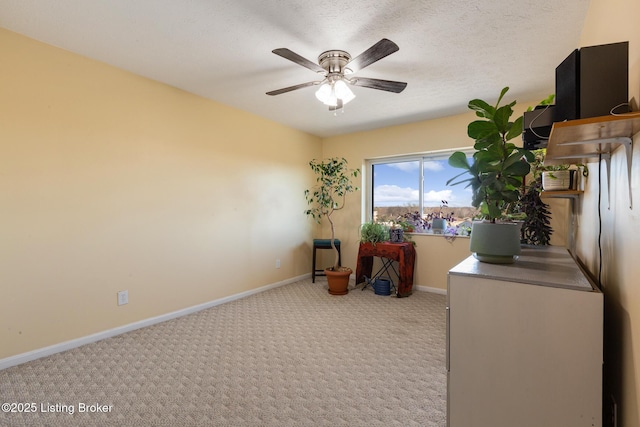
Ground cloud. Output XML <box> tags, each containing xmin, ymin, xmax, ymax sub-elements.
<box><xmin>386</xmin><ymin>161</ymin><xmax>420</xmax><ymax>173</ymax></box>
<box><xmin>423</xmin><ymin>160</ymin><xmax>445</xmax><ymax>172</ymax></box>
<box><xmin>423</xmin><ymin>189</ymin><xmax>453</xmax><ymax>205</ymax></box>
<box><xmin>374</xmin><ymin>185</ymin><xmax>419</xmax><ymax>206</ymax></box>
<box><xmin>443</xmin><ymin>188</ymin><xmax>474</xmax><ymax>207</ymax></box>
<box><xmin>376</xmin><ymin>186</ymin><xmax>473</xmax><ymax>207</ymax></box>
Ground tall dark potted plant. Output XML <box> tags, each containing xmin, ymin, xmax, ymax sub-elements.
<box><xmin>518</xmin><ymin>148</ymin><xmax>586</xmax><ymax>245</ymax></box>
<box><xmin>305</xmin><ymin>157</ymin><xmax>360</xmax><ymax>295</ymax></box>
<box><xmin>447</xmin><ymin>87</ymin><xmax>534</xmax><ymax>263</ymax></box>
<box><xmin>518</xmin><ymin>148</ymin><xmax>554</xmax><ymax>245</ymax></box>
<box><xmin>519</xmin><ymin>178</ymin><xmax>553</xmax><ymax>245</ymax></box>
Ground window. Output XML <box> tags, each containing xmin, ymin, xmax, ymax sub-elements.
<box><xmin>368</xmin><ymin>150</ymin><xmax>477</xmax><ymax>233</ymax></box>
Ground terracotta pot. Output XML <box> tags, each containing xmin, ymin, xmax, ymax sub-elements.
<box><xmin>324</xmin><ymin>267</ymin><xmax>352</xmax><ymax>295</ymax></box>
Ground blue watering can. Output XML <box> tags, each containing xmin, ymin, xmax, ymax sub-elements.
<box><xmin>363</xmin><ymin>276</ymin><xmax>392</xmax><ymax>296</ymax></box>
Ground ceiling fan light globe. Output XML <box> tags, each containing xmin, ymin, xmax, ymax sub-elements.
<box><xmin>334</xmin><ymin>80</ymin><xmax>355</xmax><ymax>104</ymax></box>
<box><xmin>315</xmin><ymin>83</ymin><xmax>331</xmax><ymax>103</ymax></box>
<box><xmin>315</xmin><ymin>83</ymin><xmax>338</xmax><ymax>107</ymax></box>
<box><xmin>326</xmin><ymin>91</ymin><xmax>338</xmax><ymax>107</ymax></box>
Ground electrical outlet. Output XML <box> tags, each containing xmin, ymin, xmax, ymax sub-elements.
<box><xmin>276</xmin><ymin>259</ymin><xmax>281</xmax><ymax>269</ymax></box>
<box><xmin>117</xmin><ymin>290</ymin><xmax>129</xmax><ymax>306</ymax></box>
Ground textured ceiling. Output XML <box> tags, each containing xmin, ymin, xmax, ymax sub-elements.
<box><xmin>0</xmin><ymin>0</ymin><xmax>591</xmax><ymax>137</ymax></box>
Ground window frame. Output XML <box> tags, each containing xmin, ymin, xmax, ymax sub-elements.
<box><xmin>365</xmin><ymin>147</ymin><xmax>475</xmax><ymax>224</ymax></box>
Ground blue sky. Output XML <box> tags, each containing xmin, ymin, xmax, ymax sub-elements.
<box><xmin>373</xmin><ymin>159</ymin><xmax>473</xmax><ymax>208</ymax></box>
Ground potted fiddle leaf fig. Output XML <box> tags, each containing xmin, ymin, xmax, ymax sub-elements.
<box><xmin>305</xmin><ymin>157</ymin><xmax>360</xmax><ymax>295</ymax></box>
<box><xmin>447</xmin><ymin>87</ymin><xmax>534</xmax><ymax>263</ymax></box>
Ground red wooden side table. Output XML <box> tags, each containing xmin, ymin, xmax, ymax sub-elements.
<box><xmin>355</xmin><ymin>242</ymin><xmax>416</xmax><ymax>297</ymax></box>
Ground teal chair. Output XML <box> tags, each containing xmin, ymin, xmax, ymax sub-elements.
<box><xmin>312</xmin><ymin>239</ymin><xmax>341</xmax><ymax>283</ymax></box>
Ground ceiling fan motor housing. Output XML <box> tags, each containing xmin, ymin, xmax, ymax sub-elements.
<box><xmin>318</xmin><ymin>50</ymin><xmax>352</xmax><ymax>75</ymax></box>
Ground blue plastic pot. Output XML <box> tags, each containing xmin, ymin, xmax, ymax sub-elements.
<box><xmin>373</xmin><ymin>278</ymin><xmax>391</xmax><ymax>296</ymax></box>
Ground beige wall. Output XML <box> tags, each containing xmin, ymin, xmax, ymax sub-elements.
<box><xmin>0</xmin><ymin>28</ymin><xmax>322</xmax><ymax>359</ymax></box>
<box><xmin>577</xmin><ymin>1</ymin><xmax>640</xmax><ymax>425</ymax></box>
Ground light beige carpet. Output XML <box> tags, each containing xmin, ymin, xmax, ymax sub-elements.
<box><xmin>0</xmin><ymin>278</ymin><xmax>447</xmax><ymax>426</ymax></box>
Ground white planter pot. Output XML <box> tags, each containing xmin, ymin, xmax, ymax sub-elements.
<box><xmin>432</xmin><ymin>218</ymin><xmax>446</xmax><ymax>234</ymax></box>
<box><xmin>469</xmin><ymin>221</ymin><xmax>522</xmax><ymax>264</ymax></box>
<box><xmin>542</xmin><ymin>170</ymin><xmax>571</xmax><ymax>191</ymax></box>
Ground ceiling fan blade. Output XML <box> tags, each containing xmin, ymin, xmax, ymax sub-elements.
<box><xmin>272</xmin><ymin>48</ymin><xmax>326</xmax><ymax>74</ymax></box>
<box><xmin>345</xmin><ymin>39</ymin><xmax>399</xmax><ymax>73</ymax></box>
<box><xmin>350</xmin><ymin>77</ymin><xmax>407</xmax><ymax>93</ymax></box>
<box><xmin>266</xmin><ymin>81</ymin><xmax>320</xmax><ymax>96</ymax></box>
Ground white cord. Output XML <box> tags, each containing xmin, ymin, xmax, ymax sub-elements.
<box><xmin>610</xmin><ymin>102</ymin><xmax>640</xmax><ymax>117</ymax></box>
<box><xmin>527</xmin><ymin>104</ymin><xmax>551</xmax><ymax>140</ymax></box>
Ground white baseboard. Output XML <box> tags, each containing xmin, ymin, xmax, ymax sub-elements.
<box><xmin>0</xmin><ymin>273</ymin><xmax>310</xmax><ymax>371</ymax></box>
<box><xmin>414</xmin><ymin>285</ymin><xmax>447</xmax><ymax>295</ymax></box>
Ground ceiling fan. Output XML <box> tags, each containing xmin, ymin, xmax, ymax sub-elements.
<box><xmin>266</xmin><ymin>38</ymin><xmax>407</xmax><ymax>110</ymax></box>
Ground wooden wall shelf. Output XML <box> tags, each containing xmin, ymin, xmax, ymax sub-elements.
<box><xmin>540</xmin><ymin>190</ymin><xmax>583</xmax><ymax>199</ymax></box>
<box><xmin>545</xmin><ymin>114</ymin><xmax>640</xmax><ymax>208</ymax></box>
<box><xmin>545</xmin><ymin>114</ymin><xmax>640</xmax><ymax>166</ymax></box>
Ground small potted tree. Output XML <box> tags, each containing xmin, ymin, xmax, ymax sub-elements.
<box><xmin>447</xmin><ymin>87</ymin><xmax>534</xmax><ymax>263</ymax></box>
<box><xmin>305</xmin><ymin>157</ymin><xmax>360</xmax><ymax>295</ymax></box>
